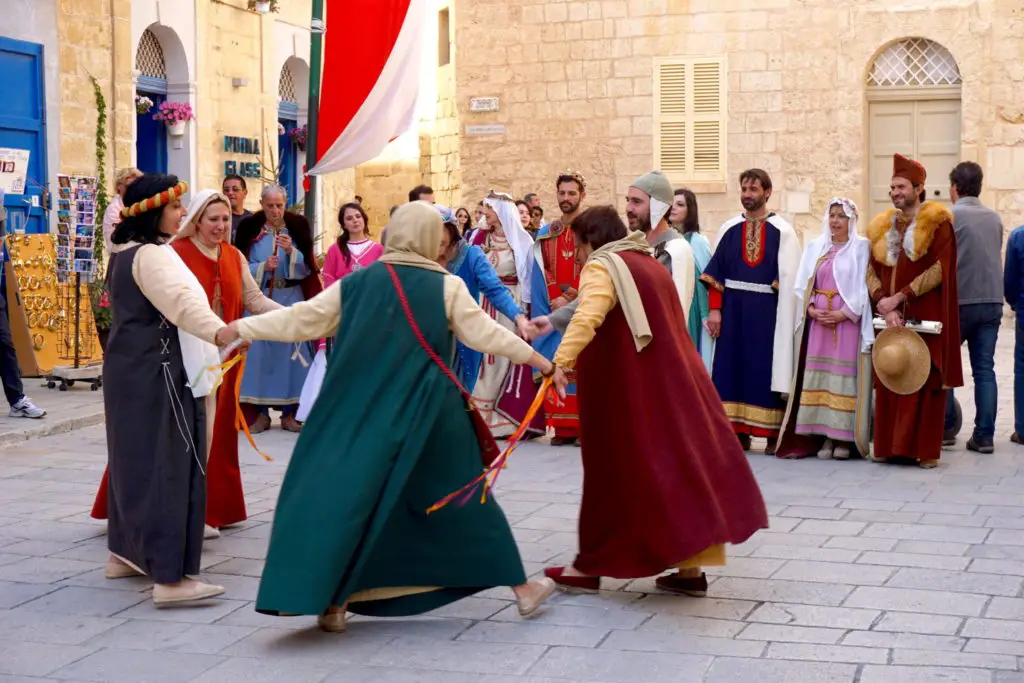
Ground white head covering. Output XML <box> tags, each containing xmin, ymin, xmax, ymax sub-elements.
<box><xmin>794</xmin><ymin>197</ymin><xmax>875</xmax><ymax>350</ymax></box>
<box><xmin>173</xmin><ymin>189</ymin><xmax>230</xmax><ymax>243</ymax></box>
<box><xmin>483</xmin><ymin>191</ymin><xmax>534</xmax><ymax>304</ymax></box>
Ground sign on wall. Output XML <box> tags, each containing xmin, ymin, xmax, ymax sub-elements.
<box><xmin>223</xmin><ymin>136</ymin><xmax>262</xmax><ymax>179</ymax></box>
<box><xmin>470</xmin><ymin>97</ymin><xmax>499</xmax><ymax>112</ymax></box>
<box><xmin>0</xmin><ymin>148</ymin><xmax>30</xmax><ymax>195</ymax></box>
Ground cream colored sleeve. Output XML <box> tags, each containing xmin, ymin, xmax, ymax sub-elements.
<box><xmin>235</xmin><ymin>281</ymin><xmax>341</xmax><ymax>342</ymax></box>
<box><xmin>553</xmin><ymin>262</ymin><xmax>617</xmax><ymax>369</ymax></box>
<box><xmin>238</xmin><ymin>250</ymin><xmax>283</xmax><ymax>315</ymax></box>
<box><xmin>444</xmin><ymin>275</ymin><xmax>534</xmax><ymax>365</ymax></box>
<box><xmin>132</xmin><ymin>244</ymin><xmax>225</xmax><ymax>344</ymax></box>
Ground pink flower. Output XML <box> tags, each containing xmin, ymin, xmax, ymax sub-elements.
<box><xmin>152</xmin><ymin>101</ymin><xmax>195</xmax><ymax>124</ymax></box>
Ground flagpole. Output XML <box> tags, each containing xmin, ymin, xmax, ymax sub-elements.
<box><xmin>304</xmin><ymin>0</ymin><xmax>325</xmax><ymax>229</ymax></box>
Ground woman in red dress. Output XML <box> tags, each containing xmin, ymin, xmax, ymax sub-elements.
<box><xmin>534</xmin><ymin>206</ymin><xmax>769</xmax><ymax>596</ymax></box>
<box><xmin>92</xmin><ymin>190</ymin><xmax>279</xmax><ymax>536</ymax></box>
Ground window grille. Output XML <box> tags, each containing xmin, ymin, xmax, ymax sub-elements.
<box><xmin>867</xmin><ymin>39</ymin><xmax>961</xmax><ymax>87</ymax></box>
<box><xmin>135</xmin><ymin>30</ymin><xmax>167</xmax><ymax>79</ymax></box>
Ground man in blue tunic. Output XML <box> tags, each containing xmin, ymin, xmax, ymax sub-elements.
<box><xmin>234</xmin><ymin>185</ymin><xmax>322</xmax><ymax>433</ymax></box>
<box><xmin>701</xmin><ymin>169</ymin><xmax>802</xmax><ymax>454</ymax></box>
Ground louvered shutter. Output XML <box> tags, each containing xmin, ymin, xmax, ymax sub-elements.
<box><xmin>654</xmin><ymin>57</ymin><xmax>726</xmax><ymax>183</ymax></box>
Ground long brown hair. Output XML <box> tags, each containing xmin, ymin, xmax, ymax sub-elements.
<box><xmin>336</xmin><ymin>202</ymin><xmax>370</xmax><ymax>266</ymax></box>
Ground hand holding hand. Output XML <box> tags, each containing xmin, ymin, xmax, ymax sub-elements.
<box><xmin>885</xmin><ymin>310</ymin><xmax>903</xmax><ymax>328</ymax></box>
<box><xmin>551</xmin><ymin>295</ymin><xmax>569</xmax><ymax>311</ymax></box>
<box><xmin>525</xmin><ymin>316</ymin><xmax>553</xmax><ymax>340</ymax></box>
<box><xmin>266</xmin><ymin>254</ymin><xmax>280</xmax><ymax>270</ymax></box>
<box><xmin>552</xmin><ymin>366</ymin><xmax>568</xmax><ymax>400</ymax></box>
<box><xmin>878</xmin><ymin>294</ymin><xmax>903</xmax><ymax>316</ymax></box>
<box><xmin>515</xmin><ymin>315</ymin><xmax>533</xmax><ymax>340</ymax></box>
<box><xmin>215</xmin><ymin>322</ymin><xmax>241</xmax><ymax>347</ymax></box>
<box><xmin>706</xmin><ymin>309</ymin><xmax>722</xmax><ymax>339</ymax></box>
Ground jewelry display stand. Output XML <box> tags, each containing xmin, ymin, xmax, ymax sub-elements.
<box><xmin>46</xmin><ymin>272</ymin><xmax>102</xmax><ymax>391</ymax></box>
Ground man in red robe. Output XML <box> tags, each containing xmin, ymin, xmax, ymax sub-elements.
<box><xmin>541</xmin><ymin>206</ymin><xmax>768</xmax><ymax>596</ymax></box>
<box><xmin>867</xmin><ymin>154</ymin><xmax>963</xmax><ymax>467</ymax></box>
<box><xmin>531</xmin><ymin>171</ymin><xmax>586</xmax><ymax>445</ymax></box>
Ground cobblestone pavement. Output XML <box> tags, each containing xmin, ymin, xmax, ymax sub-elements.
<box><xmin>1</xmin><ymin>322</ymin><xmax>1024</xmax><ymax>682</ymax></box>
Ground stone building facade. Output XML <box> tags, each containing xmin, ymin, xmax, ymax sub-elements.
<box><xmin>441</xmin><ymin>0</ymin><xmax>1024</xmax><ymax>238</ymax></box>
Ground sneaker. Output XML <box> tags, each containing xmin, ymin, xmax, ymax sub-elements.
<box><xmin>967</xmin><ymin>438</ymin><xmax>994</xmax><ymax>454</ymax></box>
<box><xmin>9</xmin><ymin>397</ymin><xmax>45</xmax><ymax>419</ymax></box>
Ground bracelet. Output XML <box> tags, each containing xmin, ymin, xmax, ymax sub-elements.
<box><xmin>542</xmin><ymin>364</ymin><xmax>556</xmax><ymax>378</ymax></box>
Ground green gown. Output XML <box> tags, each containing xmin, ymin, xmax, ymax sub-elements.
<box><xmin>254</xmin><ymin>263</ymin><xmax>527</xmax><ymax>617</ymax></box>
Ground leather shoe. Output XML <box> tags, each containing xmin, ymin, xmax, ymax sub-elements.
<box><xmin>153</xmin><ymin>579</ymin><xmax>225</xmax><ymax>606</ymax></box>
<box><xmin>967</xmin><ymin>438</ymin><xmax>994</xmax><ymax>454</ymax></box>
<box><xmin>516</xmin><ymin>577</ymin><xmax>556</xmax><ymax>617</ymax></box>
<box><xmin>249</xmin><ymin>413</ymin><xmax>271</xmax><ymax>434</ymax></box>
<box><xmin>544</xmin><ymin>566</ymin><xmax>600</xmax><ymax>593</ymax></box>
<box><xmin>655</xmin><ymin>572</ymin><xmax>708</xmax><ymax>597</ymax></box>
<box><xmin>281</xmin><ymin>415</ymin><xmax>303</xmax><ymax>433</ymax></box>
<box><xmin>317</xmin><ymin>611</ymin><xmax>347</xmax><ymax>633</ymax></box>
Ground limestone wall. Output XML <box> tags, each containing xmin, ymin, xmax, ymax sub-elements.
<box><xmin>452</xmin><ymin>0</ymin><xmax>1024</xmax><ymax>240</ymax></box>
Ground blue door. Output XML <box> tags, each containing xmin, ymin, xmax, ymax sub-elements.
<box><xmin>0</xmin><ymin>38</ymin><xmax>48</xmax><ymax>234</ymax></box>
<box><xmin>278</xmin><ymin>117</ymin><xmax>297</xmax><ymax>206</ymax></box>
<box><xmin>135</xmin><ymin>89</ymin><xmax>167</xmax><ymax>174</ymax></box>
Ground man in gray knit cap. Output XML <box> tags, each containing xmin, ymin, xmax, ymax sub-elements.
<box><xmin>539</xmin><ymin>171</ymin><xmax>695</xmax><ymax>335</ymax></box>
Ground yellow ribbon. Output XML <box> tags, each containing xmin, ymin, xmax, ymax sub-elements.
<box><xmin>193</xmin><ymin>353</ymin><xmax>273</xmax><ymax>462</ymax></box>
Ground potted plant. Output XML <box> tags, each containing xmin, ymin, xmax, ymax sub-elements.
<box><xmin>91</xmin><ymin>282</ymin><xmax>113</xmax><ymax>351</ymax></box>
<box><xmin>152</xmin><ymin>101</ymin><xmax>195</xmax><ymax>137</ymax></box>
<box><xmin>135</xmin><ymin>94</ymin><xmax>154</xmax><ymax>115</ymax></box>
<box><xmin>247</xmin><ymin>0</ymin><xmax>279</xmax><ymax>13</ymax></box>
<box><xmin>288</xmin><ymin>125</ymin><xmax>308</xmax><ymax>151</ymax></box>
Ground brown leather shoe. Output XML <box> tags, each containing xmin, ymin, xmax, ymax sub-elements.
<box><xmin>249</xmin><ymin>413</ymin><xmax>271</xmax><ymax>434</ymax></box>
<box><xmin>281</xmin><ymin>415</ymin><xmax>303</xmax><ymax>433</ymax></box>
<box><xmin>655</xmin><ymin>572</ymin><xmax>708</xmax><ymax>597</ymax></box>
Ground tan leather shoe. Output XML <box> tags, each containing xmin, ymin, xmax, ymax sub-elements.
<box><xmin>249</xmin><ymin>413</ymin><xmax>272</xmax><ymax>434</ymax></box>
<box><xmin>152</xmin><ymin>579</ymin><xmax>225</xmax><ymax>606</ymax></box>
<box><xmin>105</xmin><ymin>554</ymin><xmax>144</xmax><ymax>579</ymax></box>
<box><xmin>204</xmin><ymin>525</ymin><xmax>220</xmax><ymax>540</ymax></box>
<box><xmin>317</xmin><ymin>611</ymin><xmax>347</xmax><ymax>633</ymax></box>
<box><xmin>516</xmin><ymin>577</ymin><xmax>556</xmax><ymax>617</ymax></box>
<box><xmin>281</xmin><ymin>415</ymin><xmax>303</xmax><ymax>433</ymax></box>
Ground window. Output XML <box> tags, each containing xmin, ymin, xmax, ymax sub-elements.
<box><xmin>867</xmin><ymin>38</ymin><xmax>961</xmax><ymax>88</ymax></box>
<box><xmin>438</xmin><ymin>8</ymin><xmax>451</xmax><ymax>67</ymax></box>
<box><xmin>653</xmin><ymin>56</ymin><xmax>727</xmax><ymax>183</ymax></box>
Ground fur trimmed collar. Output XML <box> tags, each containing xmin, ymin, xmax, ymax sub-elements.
<box><xmin>867</xmin><ymin>202</ymin><xmax>953</xmax><ymax>265</ymax></box>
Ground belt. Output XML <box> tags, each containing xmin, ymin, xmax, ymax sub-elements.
<box><xmin>500</xmin><ymin>276</ymin><xmax>518</xmax><ymax>285</ymax></box>
<box><xmin>725</xmin><ymin>279</ymin><xmax>775</xmax><ymax>294</ymax></box>
<box><xmin>270</xmin><ymin>278</ymin><xmax>303</xmax><ymax>289</ymax></box>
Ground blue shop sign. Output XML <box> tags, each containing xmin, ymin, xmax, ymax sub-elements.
<box><xmin>224</xmin><ymin>136</ymin><xmax>262</xmax><ymax>179</ymax></box>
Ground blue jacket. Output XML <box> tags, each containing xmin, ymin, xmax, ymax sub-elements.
<box><xmin>1004</xmin><ymin>226</ymin><xmax>1024</xmax><ymax>313</ymax></box>
<box><xmin>448</xmin><ymin>242</ymin><xmax>523</xmax><ymax>392</ymax></box>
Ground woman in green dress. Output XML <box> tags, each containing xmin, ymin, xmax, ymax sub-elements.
<box><xmin>221</xmin><ymin>201</ymin><xmax>558</xmax><ymax>632</ymax></box>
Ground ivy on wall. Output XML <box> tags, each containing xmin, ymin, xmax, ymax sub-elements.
<box><xmin>89</xmin><ymin>75</ymin><xmax>112</xmax><ymax>330</ymax></box>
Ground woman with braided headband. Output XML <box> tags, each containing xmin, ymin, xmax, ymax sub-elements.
<box><xmin>101</xmin><ymin>173</ymin><xmax>234</xmax><ymax>606</ymax></box>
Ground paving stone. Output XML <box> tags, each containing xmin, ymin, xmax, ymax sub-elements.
<box><xmin>873</xmin><ymin>612</ymin><xmax>964</xmax><ymax>636</ymax></box>
<box><xmin>50</xmin><ymin>648</ymin><xmax>224</xmax><ymax>682</ymax></box>
<box><xmin>0</xmin><ymin>556</ymin><xmax>97</xmax><ymax>584</ymax></box>
<box><xmin>321</xmin><ymin>667</ymin><xmax>485</xmax><ymax>683</ymax></box>
<box><xmin>16</xmin><ymin>585</ymin><xmax>148</xmax><ymax>617</ymax></box>
<box><xmin>745</xmin><ymin>603</ymin><xmax>880</xmax><ymax>630</ymax></box>
<box><xmin>970</xmin><ymin>558</ymin><xmax>1024</xmax><ymax>576</ymax></box>
<box><xmin>458</xmin><ymin>621</ymin><xmax>608</xmax><ymax>648</ymax></box>
<box><xmin>843</xmin><ymin>630</ymin><xmax>966</xmax><ymax>651</ymax></box>
<box><xmin>962</xmin><ymin>618</ymin><xmax>1024</xmax><ymax>641</ymax></box>
<box><xmin>710</xmin><ymin>577</ymin><xmax>854</xmax><ymax>606</ymax></box>
<box><xmin>886</xmin><ymin>567</ymin><xmax>1023</xmax><ymax>597</ymax></box>
<box><xmin>601</xmin><ymin>629</ymin><xmax>766</xmax><ymax>657</ymax></box>
<box><xmin>964</xmin><ymin>638</ymin><xmax>1024</xmax><ymax>657</ymax></box>
<box><xmin>527</xmin><ymin>646</ymin><xmax>712</xmax><ymax>682</ymax></box>
<box><xmin>625</xmin><ymin>595</ymin><xmax>758</xmax><ymax>620</ymax></box>
<box><xmin>827</xmin><ymin>487</ymin><xmax>930</xmax><ymax>503</ymax></box>
<box><xmin>742</xmin><ymin>545</ymin><xmax>862</xmax><ymax>563</ymax></box>
<box><xmin>987</xmin><ymin>597</ymin><xmax>1024</xmax><ymax>620</ymax></box>
<box><xmin>771</xmin><ymin>560</ymin><xmax>895</xmax><ymax>585</ymax></box>
<box><xmin>490</xmin><ymin>602</ymin><xmax>649</xmax><ymax>630</ymax></box>
<box><xmin>891</xmin><ymin>648</ymin><xmax>1019</xmax><ymax>670</ymax></box>
<box><xmin>902</xmin><ymin>502</ymin><xmax>980</xmax><ymax>516</ymax></box>
<box><xmin>859</xmin><ymin>665</ymin><xmax>994</xmax><ymax>683</ymax></box>
<box><xmin>862</xmin><ymin>523</ymin><xmax>992</xmax><ymax>544</ymax></box>
<box><xmin>778</xmin><ymin>506</ymin><xmax>849</xmax><ymax>521</ymax></box>
<box><xmin>844</xmin><ymin>586</ymin><xmax>988</xmax><ymax>617</ymax></box>
<box><xmin>219</xmin><ymin>625</ymin><xmax>392</xmax><ymax>663</ymax></box>
<box><xmin>857</xmin><ymin>551</ymin><xmax>971</xmax><ymax>571</ymax></box>
<box><xmin>765</xmin><ymin>642</ymin><xmax>888</xmax><ymax>664</ymax></box>
<box><xmin>82</xmin><ymin>619</ymin><xmax>257</xmax><ymax>655</ymax></box>
<box><xmin>823</xmin><ymin>537</ymin><xmax>897</xmax><ymax>552</ymax></box>
<box><xmin>845</xmin><ymin>510</ymin><xmax>925</xmax><ymax>524</ymax></box>
<box><xmin>0</xmin><ymin>609</ymin><xmax>123</xmax><ymax>645</ymax></box>
<box><xmin>703</xmin><ymin>657</ymin><xmax>857</xmax><ymax>683</ymax></box>
<box><xmin>838</xmin><ymin>499</ymin><xmax>904</xmax><ymax>512</ymax></box>
<box><xmin>189</xmin><ymin>656</ymin><xmax>341</xmax><ymax>683</ymax></box>
<box><xmin>0</xmin><ymin>580</ymin><xmax>58</xmax><ymax>608</ymax></box>
<box><xmin>639</xmin><ymin>614</ymin><xmax>746</xmax><ymax>638</ymax></box>
<box><xmin>111</xmin><ymin>597</ymin><xmax>248</xmax><ymax>624</ymax></box>
<box><xmin>0</xmin><ymin>639</ymin><xmax>98</xmax><ymax>677</ymax></box>
<box><xmin>368</xmin><ymin>637</ymin><xmax>547</xmax><ymax>676</ymax></box>
<box><xmin>700</xmin><ymin>556</ymin><xmax>786</xmax><ymax>579</ymax></box>
<box><xmin>894</xmin><ymin>540</ymin><xmax>971</xmax><ymax>556</ymax></box>
<box><xmin>737</xmin><ymin>623</ymin><xmax>846</xmax><ymax>644</ymax></box>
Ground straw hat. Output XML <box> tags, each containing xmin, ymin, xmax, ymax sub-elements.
<box><xmin>872</xmin><ymin>327</ymin><xmax>931</xmax><ymax>395</ymax></box>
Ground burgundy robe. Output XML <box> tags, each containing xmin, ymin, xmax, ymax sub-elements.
<box><xmin>574</xmin><ymin>251</ymin><xmax>769</xmax><ymax>578</ymax></box>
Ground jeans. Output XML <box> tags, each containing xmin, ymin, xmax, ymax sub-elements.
<box><xmin>0</xmin><ymin>282</ymin><xmax>25</xmax><ymax>407</ymax></box>
<box><xmin>946</xmin><ymin>303</ymin><xmax>1003</xmax><ymax>441</ymax></box>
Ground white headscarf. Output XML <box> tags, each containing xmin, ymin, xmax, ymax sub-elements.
<box><xmin>483</xmin><ymin>191</ymin><xmax>535</xmax><ymax>304</ymax></box>
<box><xmin>173</xmin><ymin>189</ymin><xmax>230</xmax><ymax>243</ymax></box>
<box><xmin>794</xmin><ymin>197</ymin><xmax>875</xmax><ymax>350</ymax></box>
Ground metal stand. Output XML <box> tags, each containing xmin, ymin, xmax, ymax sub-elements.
<box><xmin>45</xmin><ymin>272</ymin><xmax>102</xmax><ymax>391</ymax></box>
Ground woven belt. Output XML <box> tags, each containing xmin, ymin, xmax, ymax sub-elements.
<box><xmin>725</xmin><ymin>279</ymin><xmax>775</xmax><ymax>294</ymax></box>
<box><xmin>500</xmin><ymin>276</ymin><xmax>518</xmax><ymax>285</ymax></box>
<box><xmin>271</xmin><ymin>278</ymin><xmax>303</xmax><ymax>289</ymax></box>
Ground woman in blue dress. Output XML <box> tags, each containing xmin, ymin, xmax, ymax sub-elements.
<box><xmin>436</xmin><ymin>207</ymin><xmax>528</xmax><ymax>392</ymax></box>
<box><xmin>670</xmin><ymin>188</ymin><xmax>714</xmax><ymax>374</ymax></box>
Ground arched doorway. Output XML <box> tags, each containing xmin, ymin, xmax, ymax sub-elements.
<box><xmin>277</xmin><ymin>57</ymin><xmax>309</xmax><ymax>207</ymax></box>
<box><xmin>135</xmin><ymin>29</ymin><xmax>167</xmax><ymax>174</ymax></box>
<box><xmin>866</xmin><ymin>38</ymin><xmax>962</xmax><ymax>218</ymax></box>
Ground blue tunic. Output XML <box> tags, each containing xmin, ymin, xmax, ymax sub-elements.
<box><xmin>702</xmin><ymin>218</ymin><xmax>786</xmax><ymax>435</ymax></box>
<box><xmin>447</xmin><ymin>242</ymin><xmax>523</xmax><ymax>392</ymax></box>
<box><xmin>239</xmin><ymin>228</ymin><xmax>311</xmax><ymax>407</ymax></box>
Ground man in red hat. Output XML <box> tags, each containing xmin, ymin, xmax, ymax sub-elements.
<box><xmin>866</xmin><ymin>153</ymin><xmax>964</xmax><ymax>467</ymax></box>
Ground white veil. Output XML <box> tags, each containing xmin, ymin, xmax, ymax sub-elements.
<box><xmin>483</xmin><ymin>191</ymin><xmax>535</xmax><ymax>304</ymax></box>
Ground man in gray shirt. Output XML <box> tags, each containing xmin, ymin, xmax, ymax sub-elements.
<box><xmin>943</xmin><ymin>162</ymin><xmax>1004</xmax><ymax>453</ymax></box>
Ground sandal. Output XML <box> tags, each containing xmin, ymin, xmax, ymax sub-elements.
<box><xmin>817</xmin><ymin>439</ymin><xmax>835</xmax><ymax>460</ymax></box>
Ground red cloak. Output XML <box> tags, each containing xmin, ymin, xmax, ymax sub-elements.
<box><xmin>573</xmin><ymin>250</ymin><xmax>769</xmax><ymax>578</ymax></box>
<box><xmin>867</xmin><ymin>203</ymin><xmax>963</xmax><ymax>462</ymax></box>
<box><xmin>92</xmin><ymin>239</ymin><xmax>249</xmax><ymax>527</ymax></box>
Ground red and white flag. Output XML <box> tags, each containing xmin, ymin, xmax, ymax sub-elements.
<box><xmin>310</xmin><ymin>0</ymin><xmax>427</xmax><ymax>175</ymax></box>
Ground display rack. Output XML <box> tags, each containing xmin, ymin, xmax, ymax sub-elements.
<box><xmin>45</xmin><ymin>271</ymin><xmax>102</xmax><ymax>391</ymax></box>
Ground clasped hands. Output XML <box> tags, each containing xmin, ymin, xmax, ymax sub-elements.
<box><xmin>214</xmin><ymin>321</ymin><xmax>247</xmax><ymax>349</ymax></box>
<box><xmin>807</xmin><ymin>304</ymin><xmax>847</xmax><ymax>328</ymax></box>
<box><xmin>876</xmin><ymin>293</ymin><xmax>906</xmax><ymax>328</ymax></box>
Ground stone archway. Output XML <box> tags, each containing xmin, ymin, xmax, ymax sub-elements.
<box><xmin>866</xmin><ymin>38</ymin><xmax>963</xmax><ymax>217</ymax></box>
<box><xmin>277</xmin><ymin>57</ymin><xmax>310</xmax><ymax>206</ymax></box>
